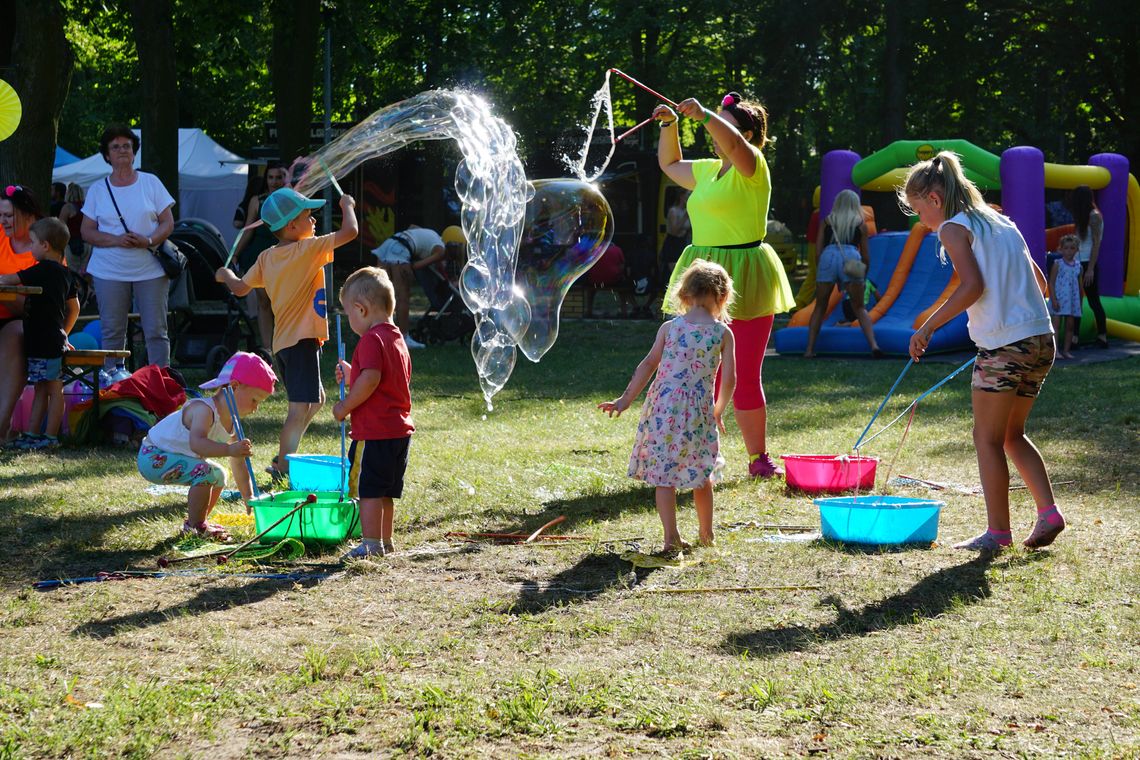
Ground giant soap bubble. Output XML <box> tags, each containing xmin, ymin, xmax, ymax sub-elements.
<box><xmin>293</xmin><ymin>90</ymin><xmax>612</xmax><ymax>409</ymax></box>
<box><xmin>511</xmin><ymin>179</ymin><xmax>613</xmax><ymax>361</ymax></box>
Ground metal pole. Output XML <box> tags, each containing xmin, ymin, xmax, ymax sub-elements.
<box><xmin>322</xmin><ymin>20</ymin><xmax>334</xmax><ymax>333</ymax></box>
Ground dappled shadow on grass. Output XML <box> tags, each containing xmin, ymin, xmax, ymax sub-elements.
<box><xmin>506</xmin><ymin>550</ymin><xmax>659</xmax><ymax>615</ymax></box>
<box><xmin>71</xmin><ymin>575</ymin><xmax>327</xmax><ymax>639</ymax></box>
<box><xmin>720</xmin><ymin>552</ymin><xmax>1048</xmax><ymax>658</ymax></box>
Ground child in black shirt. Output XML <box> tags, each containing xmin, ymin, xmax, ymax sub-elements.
<box><xmin>0</xmin><ymin>218</ymin><xmax>79</xmax><ymax>449</ymax></box>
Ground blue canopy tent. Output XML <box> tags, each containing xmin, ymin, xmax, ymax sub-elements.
<box><xmin>54</xmin><ymin>146</ymin><xmax>80</xmax><ymax>167</ymax></box>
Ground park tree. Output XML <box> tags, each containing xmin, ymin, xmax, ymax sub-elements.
<box><xmin>270</xmin><ymin>0</ymin><xmax>322</xmax><ymax>164</ymax></box>
<box><xmin>0</xmin><ymin>0</ymin><xmax>73</xmax><ymax>203</ymax></box>
<box><xmin>131</xmin><ymin>0</ymin><xmax>180</xmax><ymax>212</ymax></box>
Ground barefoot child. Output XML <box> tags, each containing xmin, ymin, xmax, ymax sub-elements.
<box><xmin>599</xmin><ymin>260</ymin><xmax>736</xmax><ymax>553</ymax></box>
<box><xmin>216</xmin><ymin>187</ymin><xmax>358</xmax><ymax>484</ymax></box>
<box><xmin>1049</xmin><ymin>234</ymin><xmax>1084</xmax><ymax>359</ymax></box>
<box><xmin>137</xmin><ymin>352</ymin><xmax>277</xmax><ymax>540</ymax></box>
<box><xmin>333</xmin><ymin>267</ymin><xmax>414</xmax><ymax>558</ymax></box>
<box><xmin>903</xmin><ymin>152</ymin><xmax>1064</xmax><ymax>551</ymax></box>
<box><xmin>0</xmin><ymin>218</ymin><xmax>79</xmax><ymax>449</ymax></box>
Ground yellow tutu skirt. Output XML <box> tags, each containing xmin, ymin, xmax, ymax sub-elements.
<box><xmin>664</xmin><ymin>243</ymin><xmax>796</xmax><ymax>320</ymax></box>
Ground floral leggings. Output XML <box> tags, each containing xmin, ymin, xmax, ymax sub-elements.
<box><xmin>137</xmin><ymin>442</ymin><xmax>226</xmax><ymax>487</ymax></box>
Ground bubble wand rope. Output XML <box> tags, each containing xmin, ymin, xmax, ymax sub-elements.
<box><xmin>223</xmin><ymin>219</ymin><xmax>262</xmax><ymax>270</ymax></box>
<box><xmin>854</xmin><ymin>359</ymin><xmax>913</xmax><ymax>450</ymax></box>
<box><xmin>857</xmin><ymin>356</ymin><xmax>975</xmax><ymax>450</ymax></box>
<box><xmin>222</xmin><ymin>385</ymin><xmax>260</xmax><ymax>499</ymax></box>
<box><xmin>336</xmin><ymin>314</ymin><xmax>347</xmax><ymax>502</ymax></box>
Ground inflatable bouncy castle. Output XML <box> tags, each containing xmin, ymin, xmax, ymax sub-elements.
<box><xmin>775</xmin><ymin>141</ymin><xmax>1139</xmax><ymax>356</ymax></box>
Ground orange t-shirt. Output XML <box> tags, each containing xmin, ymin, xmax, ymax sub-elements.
<box><xmin>0</xmin><ymin>232</ymin><xmax>36</xmax><ymax>320</ymax></box>
<box><xmin>242</xmin><ymin>233</ymin><xmax>335</xmax><ymax>354</ymax></box>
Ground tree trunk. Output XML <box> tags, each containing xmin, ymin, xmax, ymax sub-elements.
<box><xmin>0</xmin><ymin>0</ymin><xmax>73</xmax><ymax>205</ymax></box>
<box><xmin>130</xmin><ymin>0</ymin><xmax>180</xmax><ymax>217</ymax></box>
<box><xmin>881</xmin><ymin>0</ymin><xmax>909</xmax><ymax>145</ymax></box>
<box><xmin>271</xmin><ymin>0</ymin><xmax>321</xmax><ymax>164</ymax></box>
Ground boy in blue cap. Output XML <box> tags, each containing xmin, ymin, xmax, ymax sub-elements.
<box><xmin>216</xmin><ymin>187</ymin><xmax>358</xmax><ymax>483</ymax></box>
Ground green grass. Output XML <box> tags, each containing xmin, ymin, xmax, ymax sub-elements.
<box><xmin>1</xmin><ymin>319</ymin><xmax>1138</xmax><ymax>758</ymax></box>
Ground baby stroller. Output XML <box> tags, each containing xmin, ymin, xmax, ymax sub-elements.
<box><xmin>167</xmin><ymin>218</ymin><xmax>267</xmax><ymax>375</ymax></box>
<box><xmin>408</xmin><ymin>261</ymin><xmax>476</xmax><ymax>346</ymax></box>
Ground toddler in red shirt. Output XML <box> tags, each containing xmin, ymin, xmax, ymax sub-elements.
<box><xmin>333</xmin><ymin>267</ymin><xmax>414</xmax><ymax>558</ymax></box>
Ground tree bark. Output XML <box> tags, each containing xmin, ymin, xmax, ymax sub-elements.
<box><xmin>271</xmin><ymin>0</ymin><xmax>321</xmax><ymax>164</ymax></box>
<box><xmin>0</xmin><ymin>0</ymin><xmax>73</xmax><ymax>204</ymax></box>
<box><xmin>130</xmin><ymin>0</ymin><xmax>180</xmax><ymax>217</ymax></box>
<box><xmin>881</xmin><ymin>0</ymin><xmax>909</xmax><ymax>145</ymax></box>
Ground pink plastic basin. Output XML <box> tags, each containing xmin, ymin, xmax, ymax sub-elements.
<box><xmin>782</xmin><ymin>454</ymin><xmax>878</xmax><ymax>494</ymax></box>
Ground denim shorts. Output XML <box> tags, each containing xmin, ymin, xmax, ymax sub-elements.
<box><xmin>817</xmin><ymin>244</ymin><xmax>863</xmax><ymax>285</ymax></box>
<box><xmin>28</xmin><ymin>357</ymin><xmax>63</xmax><ymax>383</ymax></box>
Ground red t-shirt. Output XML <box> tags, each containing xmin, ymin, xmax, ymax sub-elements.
<box><xmin>348</xmin><ymin>321</ymin><xmax>414</xmax><ymax>440</ymax></box>
<box><xmin>587</xmin><ymin>243</ymin><xmax>624</xmax><ymax>287</ymax></box>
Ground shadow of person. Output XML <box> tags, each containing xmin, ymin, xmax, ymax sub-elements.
<box><xmin>507</xmin><ymin>549</ymin><xmax>659</xmax><ymax>616</ymax></box>
<box><xmin>72</xmin><ymin>574</ymin><xmax>329</xmax><ymax>639</ymax></box>
<box><xmin>720</xmin><ymin>552</ymin><xmax>1045</xmax><ymax>658</ymax></box>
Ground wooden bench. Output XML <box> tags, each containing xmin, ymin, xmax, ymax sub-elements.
<box><xmin>62</xmin><ymin>349</ymin><xmax>132</xmax><ymax>423</ymax></box>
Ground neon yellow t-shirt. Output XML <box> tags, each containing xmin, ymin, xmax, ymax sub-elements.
<box><xmin>687</xmin><ymin>150</ymin><xmax>770</xmax><ymax>246</ymax></box>
<box><xmin>243</xmin><ymin>234</ymin><xmax>334</xmax><ymax>354</ymax></box>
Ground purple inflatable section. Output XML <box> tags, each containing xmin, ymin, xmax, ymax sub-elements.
<box><xmin>820</xmin><ymin>150</ymin><xmax>860</xmax><ymax>219</ymax></box>
<box><xmin>1000</xmin><ymin>147</ymin><xmax>1046</xmax><ymax>271</ymax></box>
<box><xmin>1089</xmin><ymin>153</ymin><xmax>1129</xmax><ymax>298</ymax></box>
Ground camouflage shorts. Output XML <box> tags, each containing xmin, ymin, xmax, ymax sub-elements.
<box><xmin>972</xmin><ymin>334</ymin><xmax>1055</xmax><ymax>397</ymax></box>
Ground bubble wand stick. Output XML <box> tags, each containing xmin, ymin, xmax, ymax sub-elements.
<box><xmin>606</xmin><ymin>69</ymin><xmax>679</xmax><ymax>144</ymax></box>
<box><xmin>336</xmin><ymin>314</ymin><xmax>347</xmax><ymax>502</ymax></box>
<box><xmin>320</xmin><ymin>159</ymin><xmax>344</xmax><ymax>197</ymax></box>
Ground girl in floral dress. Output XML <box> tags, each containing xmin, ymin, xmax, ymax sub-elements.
<box><xmin>599</xmin><ymin>261</ymin><xmax>736</xmax><ymax>553</ymax></box>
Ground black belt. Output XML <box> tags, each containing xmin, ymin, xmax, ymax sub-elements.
<box><xmin>707</xmin><ymin>239</ymin><xmax>763</xmax><ymax>250</ymax></box>
<box><xmin>391</xmin><ymin>232</ymin><xmax>415</xmax><ymax>257</ymax></box>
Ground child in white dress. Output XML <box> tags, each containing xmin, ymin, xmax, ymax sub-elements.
<box><xmin>599</xmin><ymin>260</ymin><xmax>736</xmax><ymax>553</ymax></box>
<box><xmin>1049</xmin><ymin>234</ymin><xmax>1084</xmax><ymax>359</ymax></box>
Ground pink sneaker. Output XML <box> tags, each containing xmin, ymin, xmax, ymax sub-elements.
<box><xmin>748</xmin><ymin>453</ymin><xmax>784</xmax><ymax>479</ymax></box>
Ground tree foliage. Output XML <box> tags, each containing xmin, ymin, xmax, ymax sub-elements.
<box><xmin>7</xmin><ymin>0</ymin><xmax>1137</xmax><ymax>233</ymax></box>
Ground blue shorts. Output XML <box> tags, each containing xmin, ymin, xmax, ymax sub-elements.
<box><xmin>276</xmin><ymin>339</ymin><xmax>323</xmax><ymax>404</ymax></box>
<box><xmin>28</xmin><ymin>357</ymin><xmax>63</xmax><ymax>383</ymax></box>
<box><xmin>817</xmin><ymin>244</ymin><xmax>863</xmax><ymax>285</ymax></box>
<box><xmin>137</xmin><ymin>442</ymin><xmax>227</xmax><ymax>487</ymax></box>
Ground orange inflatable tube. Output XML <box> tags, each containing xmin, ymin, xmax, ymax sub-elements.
<box><xmin>913</xmin><ymin>270</ymin><xmax>959</xmax><ymax>328</ymax></box>
<box><xmin>867</xmin><ymin>222</ymin><xmax>931</xmax><ymax>321</ymax></box>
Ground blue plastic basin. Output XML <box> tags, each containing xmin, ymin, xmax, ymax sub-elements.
<box><xmin>286</xmin><ymin>454</ymin><xmax>348</xmax><ymax>492</ymax></box>
<box><xmin>815</xmin><ymin>495</ymin><xmax>943</xmax><ymax>545</ymax></box>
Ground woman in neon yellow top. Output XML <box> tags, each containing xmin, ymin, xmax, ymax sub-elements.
<box><xmin>655</xmin><ymin>92</ymin><xmax>795</xmax><ymax>479</ymax></box>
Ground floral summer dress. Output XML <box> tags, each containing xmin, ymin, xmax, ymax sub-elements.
<box><xmin>1052</xmin><ymin>257</ymin><xmax>1083</xmax><ymax>317</ymax></box>
<box><xmin>629</xmin><ymin>316</ymin><xmax>727</xmax><ymax>489</ymax></box>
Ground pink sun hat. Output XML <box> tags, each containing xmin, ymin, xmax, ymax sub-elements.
<box><xmin>200</xmin><ymin>351</ymin><xmax>277</xmax><ymax>394</ymax></box>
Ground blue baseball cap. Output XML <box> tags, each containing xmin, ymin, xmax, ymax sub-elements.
<box><xmin>261</xmin><ymin>187</ymin><xmax>325</xmax><ymax>231</ymax></box>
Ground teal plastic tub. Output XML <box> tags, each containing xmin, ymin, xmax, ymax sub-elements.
<box><xmin>286</xmin><ymin>454</ymin><xmax>348</xmax><ymax>492</ymax></box>
<box><xmin>250</xmin><ymin>490</ymin><xmax>360</xmax><ymax>545</ymax></box>
<box><xmin>815</xmin><ymin>495</ymin><xmax>943</xmax><ymax>546</ymax></box>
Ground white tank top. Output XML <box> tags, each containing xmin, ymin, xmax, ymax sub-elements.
<box><xmin>143</xmin><ymin>397</ymin><xmax>230</xmax><ymax>458</ymax></box>
<box><xmin>941</xmin><ymin>211</ymin><xmax>1053</xmax><ymax>350</ymax></box>
<box><xmin>1076</xmin><ymin>211</ymin><xmax>1099</xmax><ymax>263</ymax></box>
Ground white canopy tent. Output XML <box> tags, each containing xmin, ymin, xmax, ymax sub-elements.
<box><xmin>52</xmin><ymin>128</ymin><xmax>249</xmax><ymax>245</ymax></box>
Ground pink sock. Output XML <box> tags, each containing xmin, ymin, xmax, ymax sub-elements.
<box><xmin>987</xmin><ymin>528</ymin><xmax>1013</xmax><ymax>546</ymax></box>
<box><xmin>1037</xmin><ymin>504</ymin><xmax>1064</xmax><ymax>525</ymax></box>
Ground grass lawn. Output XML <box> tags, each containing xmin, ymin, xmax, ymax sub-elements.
<box><xmin>1</xmin><ymin>319</ymin><xmax>1138</xmax><ymax>758</ymax></box>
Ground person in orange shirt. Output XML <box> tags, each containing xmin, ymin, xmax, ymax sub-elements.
<box><xmin>216</xmin><ymin>187</ymin><xmax>358</xmax><ymax>483</ymax></box>
<box><xmin>0</xmin><ymin>185</ymin><xmax>42</xmax><ymax>442</ymax></box>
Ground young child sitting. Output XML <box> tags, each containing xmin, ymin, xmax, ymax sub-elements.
<box><xmin>0</xmin><ymin>218</ymin><xmax>79</xmax><ymax>450</ymax></box>
<box><xmin>137</xmin><ymin>352</ymin><xmax>277</xmax><ymax>541</ymax></box>
<box><xmin>216</xmin><ymin>187</ymin><xmax>358</xmax><ymax>485</ymax></box>
<box><xmin>333</xmin><ymin>267</ymin><xmax>414</xmax><ymax>559</ymax></box>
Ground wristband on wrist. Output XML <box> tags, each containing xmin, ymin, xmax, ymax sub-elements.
<box><xmin>700</xmin><ymin>110</ymin><xmax>712</xmax><ymax>125</ymax></box>
<box><xmin>659</xmin><ymin>120</ymin><xmax>675</xmax><ymax>128</ymax></box>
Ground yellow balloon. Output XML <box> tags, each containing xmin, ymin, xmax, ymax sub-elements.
<box><xmin>0</xmin><ymin>80</ymin><xmax>21</xmax><ymax>142</ymax></box>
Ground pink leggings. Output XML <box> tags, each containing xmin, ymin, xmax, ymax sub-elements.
<box><xmin>716</xmin><ymin>314</ymin><xmax>774</xmax><ymax>411</ymax></box>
